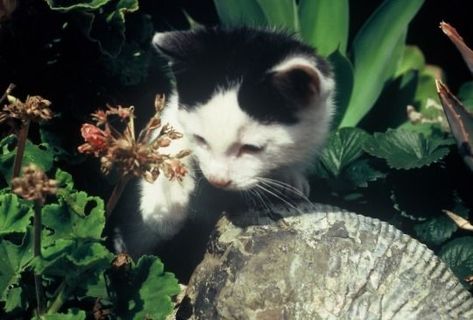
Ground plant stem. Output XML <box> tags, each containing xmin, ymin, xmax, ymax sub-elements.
<box><xmin>46</xmin><ymin>281</ymin><xmax>67</xmax><ymax>315</ymax></box>
<box><xmin>33</xmin><ymin>199</ymin><xmax>45</xmax><ymax>316</ymax></box>
<box><xmin>106</xmin><ymin>175</ymin><xmax>131</xmax><ymax>218</ymax></box>
<box><xmin>0</xmin><ymin>83</ymin><xmax>15</xmax><ymax>105</ymax></box>
<box><xmin>12</xmin><ymin>120</ymin><xmax>31</xmax><ymax>178</ymax></box>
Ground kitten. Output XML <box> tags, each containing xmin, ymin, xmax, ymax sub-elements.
<box><xmin>138</xmin><ymin>27</ymin><xmax>335</xmax><ymax>247</ymax></box>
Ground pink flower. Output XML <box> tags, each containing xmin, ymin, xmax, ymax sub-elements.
<box><xmin>78</xmin><ymin>123</ymin><xmax>108</xmax><ymax>155</ymax></box>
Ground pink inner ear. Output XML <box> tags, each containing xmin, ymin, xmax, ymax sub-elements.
<box><xmin>272</xmin><ymin>64</ymin><xmax>321</xmax><ymax>106</ymax></box>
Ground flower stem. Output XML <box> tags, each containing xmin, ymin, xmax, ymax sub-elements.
<box><xmin>46</xmin><ymin>281</ymin><xmax>67</xmax><ymax>315</ymax></box>
<box><xmin>106</xmin><ymin>175</ymin><xmax>131</xmax><ymax>218</ymax></box>
<box><xmin>33</xmin><ymin>199</ymin><xmax>45</xmax><ymax>316</ymax></box>
<box><xmin>12</xmin><ymin>120</ymin><xmax>31</xmax><ymax>178</ymax></box>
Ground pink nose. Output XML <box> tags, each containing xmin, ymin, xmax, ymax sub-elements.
<box><xmin>208</xmin><ymin>178</ymin><xmax>232</xmax><ymax>188</ymax></box>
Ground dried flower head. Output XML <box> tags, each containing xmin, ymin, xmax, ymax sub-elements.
<box><xmin>0</xmin><ymin>94</ymin><xmax>53</xmax><ymax>124</ymax></box>
<box><xmin>12</xmin><ymin>164</ymin><xmax>57</xmax><ymax>202</ymax></box>
<box><xmin>78</xmin><ymin>95</ymin><xmax>191</xmax><ymax>183</ymax></box>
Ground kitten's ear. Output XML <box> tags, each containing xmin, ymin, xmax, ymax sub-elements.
<box><xmin>152</xmin><ymin>31</ymin><xmax>197</xmax><ymax>62</ymax></box>
<box><xmin>270</xmin><ymin>59</ymin><xmax>323</xmax><ymax>108</ymax></box>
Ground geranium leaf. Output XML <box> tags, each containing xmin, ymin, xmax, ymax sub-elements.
<box><xmin>0</xmin><ymin>231</ymin><xmax>33</xmax><ymax>304</ymax></box>
<box><xmin>44</xmin><ymin>0</ymin><xmax>111</xmax><ymax>12</ymax></box>
<box><xmin>344</xmin><ymin>159</ymin><xmax>386</xmax><ymax>188</ymax></box>
<box><xmin>363</xmin><ymin>128</ymin><xmax>452</xmax><ymax>170</ymax></box>
<box><xmin>0</xmin><ymin>194</ymin><xmax>33</xmax><ymax>236</ymax></box>
<box><xmin>439</xmin><ymin>237</ymin><xmax>473</xmax><ymax>288</ymax></box>
<box><xmin>42</xmin><ymin>309</ymin><xmax>86</xmax><ymax>320</ymax></box>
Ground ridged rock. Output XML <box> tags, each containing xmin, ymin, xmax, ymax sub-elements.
<box><xmin>176</xmin><ymin>204</ymin><xmax>473</xmax><ymax>320</ymax></box>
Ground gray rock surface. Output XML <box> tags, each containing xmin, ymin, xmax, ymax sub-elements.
<box><xmin>176</xmin><ymin>204</ymin><xmax>473</xmax><ymax>320</ymax></box>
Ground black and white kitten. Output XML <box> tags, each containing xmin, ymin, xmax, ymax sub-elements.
<box><xmin>139</xmin><ymin>27</ymin><xmax>335</xmax><ymax>244</ymax></box>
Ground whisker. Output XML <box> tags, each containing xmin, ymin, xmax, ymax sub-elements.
<box><xmin>255</xmin><ymin>184</ymin><xmax>301</xmax><ymax>213</ymax></box>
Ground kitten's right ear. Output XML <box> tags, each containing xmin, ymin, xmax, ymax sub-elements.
<box><xmin>152</xmin><ymin>31</ymin><xmax>197</xmax><ymax>63</ymax></box>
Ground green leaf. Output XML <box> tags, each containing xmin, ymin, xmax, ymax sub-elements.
<box><xmin>3</xmin><ymin>285</ymin><xmax>26</xmax><ymax>312</ymax></box>
<box><xmin>118</xmin><ymin>256</ymin><xmax>180</xmax><ymax>320</ymax></box>
<box><xmin>213</xmin><ymin>0</ymin><xmax>267</xmax><ymax>27</ymax></box>
<box><xmin>0</xmin><ymin>136</ymin><xmax>54</xmax><ymax>183</ymax></box>
<box><xmin>256</xmin><ymin>0</ymin><xmax>297</xmax><ymax>31</ymax></box>
<box><xmin>395</xmin><ymin>45</ymin><xmax>426</xmax><ymax>77</ymax></box>
<box><xmin>41</xmin><ymin>309</ymin><xmax>86</xmax><ymax>320</ymax></box>
<box><xmin>42</xmin><ymin>192</ymin><xmax>105</xmax><ymax>240</ymax></box>
<box><xmin>458</xmin><ymin>81</ymin><xmax>473</xmax><ymax>112</ymax></box>
<box><xmin>55</xmin><ymin>169</ymin><xmax>75</xmax><ymax>193</ymax></box>
<box><xmin>340</xmin><ymin>0</ymin><xmax>424</xmax><ymax>127</ymax></box>
<box><xmin>299</xmin><ymin>0</ymin><xmax>349</xmax><ymax>56</ymax></box>
<box><xmin>364</xmin><ymin>129</ymin><xmax>451</xmax><ymax>170</ymax></box>
<box><xmin>439</xmin><ymin>237</ymin><xmax>473</xmax><ymax>288</ymax></box>
<box><xmin>316</xmin><ymin>127</ymin><xmax>370</xmax><ymax>177</ymax></box>
<box><xmin>344</xmin><ymin>159</ymin><xmax>386</xmax><ymax>188</ymax></box>
<box><xmin>0</xmin><ymin>232</ymin><xmax>33</xmax><ymax>304</ymax></box>
<box><xmin>0</xmin><ymin>194</ymin><xmax>33</xmax><ymax>236</ymax></box>
<box><xmin>414</xmin><ymin>215</ymin><xmax>460</xmax><ymax>246</ymax></box>
<box><xmin>44</xmin><ymin>0</ymin><xmax>111</xmax><ymax>12</ymax></box>
<box><xmin>329</xmin><ymin>50</ymin><xmax>354</xmax><ymax>130</ymax></box>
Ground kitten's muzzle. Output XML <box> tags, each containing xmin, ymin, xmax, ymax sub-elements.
<box><xmin>208</xmin><ymin>177</ymin><xmax>232</xmax><ymax>189</ymax></box>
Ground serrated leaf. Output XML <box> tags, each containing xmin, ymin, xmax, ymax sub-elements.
<box><xmin>340</xmin><ymin>0</ymin><xmax>424</xmax><ymax>127</ymax></box>
<box><xmin>256</xmin><ymin>0</ymin><xmax>297</xmax><ymax>31</ymax></box>
<box><xmin>119</xmin><ymin>256</ymin><xmax>180</xmax><ymax>320</ymax></box>
<box><xmin>3</xmin><ymin>285</ymin><xmax>26</xmax><ymax>312</ymax></box>
<box><xmin>316</xmin><ymin>127</ymin><xmax>370</xmax><ymax>177</ymax></box>
<box><xmin>364</xmin><ymin>129</ymin><xmax>451</xmax><ymax>169</ymax></box>
<box><xmin>0</xmin><ymin>232</ymin><xmax>33</xmax><ymax>303</ymax></box>
<box><xmin>44</xmin><ymin>0</ymin><xmax>111</xmax><ymax>12</ymax></box>
<box><xmin>439</xmin><ymin>237</ymin><xmax>473</xmax><ymax>288</ymax></box>
<box><xmin>42</xmin><ymin>192</ymin><xmax>105</xmax><ymax>240</ymax></box>
<box><xmin>0</xmin><ymin>194</ymin><xmax>33</xmax><ymax>236</ymax></box>
<box><xmin>414</xmin><ymin>215</ymin><xmax>460</xmax><ymax>246</ymax></box>
<box><xmin>213</xmin><ymin>0</ymin><xmax>267</xmax><ymax>27</ymax></box>
<box><xmin>329</xmin><ymin>50</ymin><xmax>354</xmax><ymax>130</ymax></box>
<box><xmin>41</xmin><ymin>309</ymin><xmax>86</xmax><ymax>320</ymax></box>
<box><xmin>344</xmin><ymin>159</ymin><xmax>386</xmax><ymax>188</ymax></box>
<box><xmin>0</xmin><ymin>136</ymin><xmax>54</xmax><ymax>183</ymax></box>
<box><xmin>299</xmin><ymin>0</ymin><xmax>349</xmax><ymax>56</ymax></box>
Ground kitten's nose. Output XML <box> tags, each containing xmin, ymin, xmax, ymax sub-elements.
<box><xmin>208</xmin><ymin>177</ymin><xmax>232</xmax><ymax>188</ymax></box>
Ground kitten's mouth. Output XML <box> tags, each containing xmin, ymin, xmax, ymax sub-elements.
<box><xmin>207</xmin><ymin>178</ymin><xmax>257</xmax><ymax>191</ymax></box>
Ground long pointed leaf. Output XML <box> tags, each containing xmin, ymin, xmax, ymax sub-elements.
<box><xmin>440</xmin><ymin>22</ymin><xmax>473</xmax><ymax>75</ymax></box>
<box><xmin>213</xmin><ymin>0</ymin><xmax>267</xmax><ymax>27</ymax></box>
<box><xmin>329</xmin><ymin>50</ymin><xmax>354</xmax><ymax>130</ymax></box>
<box><xmin>256</xmin><ymin>0</ymin><xmax>297</xmax><ymax>31</ymax></box>
<box><xmin>299</xmin><ymin>0</ymin><xmax>349</xmax><ymax>56</ymax></box>
<box><xmin>340</xmin><ymin>0</ymin><xmax>424</xmax><ymax>127</ymax></box>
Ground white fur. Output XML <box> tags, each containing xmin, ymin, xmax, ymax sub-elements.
<box><xmin>139</xmin><ymin>56</ymin><xmax>335</xmax><ymax>240</ymax></box>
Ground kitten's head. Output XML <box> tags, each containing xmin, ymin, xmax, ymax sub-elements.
<box><xmin>153</xmin><ymin>28</ymin><xmax>335</xmax><ymax>190</ymax></box>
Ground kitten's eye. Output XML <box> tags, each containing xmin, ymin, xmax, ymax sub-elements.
<box><xmin>239</xmin><ymin>144</ymin><xmax>264</xmax><ymax>155</ymax></box>
<box><xmin>193</xmin><ymin>134</ymin><xmax>207</xmax><ymax>146</ymax></box>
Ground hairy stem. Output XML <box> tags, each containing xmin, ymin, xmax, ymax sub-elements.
<box><xmin>33</xmin><ymin>199</ymin><xmax>45</xmax><ymax>316</ymax></box>
<box><xmin>106</xmin><ymin>175</ymin><xmax>131</xmax><ymax>218</ymax></box>
<box><xmin>12</xmin><ymin>120</ymin><xmax>31</xmax><ymax>178</ymax></box>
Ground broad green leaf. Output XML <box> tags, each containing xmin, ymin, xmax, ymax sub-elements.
<box><xmin>395</xmin><ymin>45</ymin><xmax>425</xmax><ymax>77</ymax></box>
<box><xmin>414</xmin><ymin>215</ymin><xmax>461</xmax><ymax>246</ymax></box>
<box><xmin>256</xmin><ymin>0</ymin><xmax>297</xmax><ymax>31</ymax></box>
<box><xmin>44</xmin><ymin>0</ymin><xmax>111</xmax><ymax>12</ymax></box>
<box><xmin>364</xmin><ymin>129</ymin><xmax>451</xmax><ymax>170</ymax></box>
<box><xmin>119</xmin><ymin>256</ymin><xmax>180</xmax><ymax>320</ymax></box>
<box><xmin>458</xmin><ymin>81</ymin><xmax>473</xmax><ymax>111</ymax></box>
<box><xmin>0</xmin><ymin>194</ymin><xmax>33</xmax><ymax>236</ymax></box>
<box><xmin>42</xmin><ymin>192</ymin><xmax>105</xmax><ymax>240</ymax></box>
<box><xmin>213</xmin><ymin>0</ymin><xmax>267</xmax><ymax>27</ymax></box>
<box><xmin>329</xmin><ymin>50</ymin><xmax>354</xmax><ymax>130</ymax></box>
<box><xmin>0</xmin><ymin>136</ymin><xmax>54</xmax><ymax>183</ymax></box>
<box><xmin>0</xmin><ymin>232</ymin><xmax>33</xmax><ymax>303</ymax></box>
<box><xmin>344</xmin><ymin>159</ymin><xmax>386</xmax><ymax>188</ymax></box>
<box><xmin>41</xmin><ymin>309</ymin><xmax>86</xmax><ymax>320</ymax></box>
<box><xmin>55</xmin><ymin>169</ymin><xmax>75</xmax><ymax>193</ymax></box>
<box><xmin>340</xmin><ymin>0</ymin><xmax>424</xmax><ymax>127</ymax></box>
<box><xmin>415</xmin><ymin>65</ymin><xmax>443</xmax><ymax>116</ymax></box>
<box><xmin>299</xmin><ymin>0</ymin><xmax>349</xmax><ymax>56</ymax></box>
<box><xmin>315</xmin><ymin>127</ymin><xmax>369</xmax><ymax>177</ymax></box>
<box><xmin>439</xmin><ymin>237</ymin><xmax>473</xmax><ymax>288</ymax></box>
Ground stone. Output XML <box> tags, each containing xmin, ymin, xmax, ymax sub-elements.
<box><xmin>177</xmin><ymin>204</ymin><xmax>473</xmax><ymax>320</ymax></box>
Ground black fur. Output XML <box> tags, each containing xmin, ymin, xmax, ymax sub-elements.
<box><xmin>154</xmin><ymin>27</ymin><xmax>331</xmax><ymax>124</ymax></box>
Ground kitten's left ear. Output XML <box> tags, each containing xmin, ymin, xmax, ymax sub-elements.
<box><xmin>152</xmin><ymin>31</ymin><xmax>196</xmax><ymax>62</ymax></box>
<box><xmin>271</xmin><ymin>58</ymin><xmax>332</xmax><ymax>107</ymax></box>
